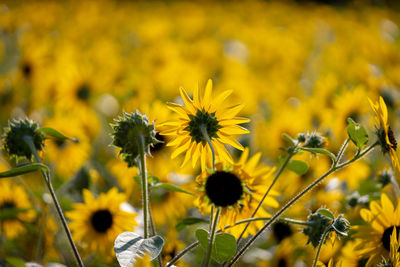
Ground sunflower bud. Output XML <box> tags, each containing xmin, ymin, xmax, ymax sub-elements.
<box><xmin>332</xmin><ymin>214</ymin><xmax>350</xmax><ymax>237</ymax></box>
<box><xmin>303</xmin><ymin>209</ymin><xmax>332</xmax><ymax>247</ymax></box>
<box><xmin>378</xmin><ymin>169</ymin><xmax>393</xmax><ymax>187</ymax></box>
<box><xmin>111</xmin><ymin>110</ymin><xmax>161</xmax><ymax>167</ymax></box>
<box><xmin>2</xmin><ymin>118</ymin><xmax>45</xmax><ymax>160</ymax></box>
<box><xmin>304</xmin><ymin>132</ymin><xmax>326</xmax><ymax>148</ymax></box>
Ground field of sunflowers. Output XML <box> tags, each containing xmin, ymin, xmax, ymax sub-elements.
<box><xmin>1</xmin><ymin>0</ymin><xmax>400</xmax><ymax>266</ymax></box>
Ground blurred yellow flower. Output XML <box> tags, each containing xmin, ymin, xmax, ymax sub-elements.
<box><xmin>0</xmin><ymin>180</ymin><xmax>36</xmax><ymax>239</ymax></box>
<box><xmin>66</xmin><ymin>188</ymin><xmax>137</xmax><ymax>255</ymax></box>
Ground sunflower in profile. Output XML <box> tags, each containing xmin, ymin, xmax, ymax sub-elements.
<box><xmin>0</xmin><ymin>180</ymin><xmax>36</xmax><ymax>239</ymax></box>
<box><xmin>369</xmin><ymin>97</ymin><xmax>400</xmax><ymax>174</ymax></box>
<box><xmin>194</xmin><ymin>148</ymin><xmax>278</xmax><ymax>238</ymax></box>
<box><xmin>160</xmin><ymin>79</ymin><xmax>250</xmax><ymax>170</ymax></box>
<box><xmin>355</xmin><ymin>193</ymin><xmax>400</xmax><ymax>266</ymax></box>
<box><xmin>66</xmin><ymin>188</ymin><xmax>138</xmax><ymax>255</ymax></box>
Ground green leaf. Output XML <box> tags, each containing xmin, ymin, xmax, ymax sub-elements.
<box><xmin>196</xmin><ymin>228</ymin><xmax>209</xmax><ymax>251</ymax></box>
<box><xmin>176</xmin><ymin>217</ymin><xmax>209</xmax><ymax>231</ymax></box>
<box><xmin>346</xmin><ymin>118</ymin><xmax>368</xmax><ymax>150</ymax></box>
<box><xmin>5</xmin><ymin>257</ymin><xmax>26</xmax><ymax>267</ymax></box>
<box><xmin>282</xmin><ymin>133</ymin><xmax>295</xmax><ymax>146</ymax></box>
<box><xmin>195</xmin><ymin>229</ymin><xmax>236</xmax><ymax>263</ymax></box>
<box><xmin>298</xmin><ymin>147</ymin><xmax>336</xmax><ymax>161</ymax></box>
<box><xmin>317</xmin><ymin>208</ymin><xmax>334</xmax><ymax>220</ymax></box>
<box><xmin>0</xmin><ymin>163</ymin><xmax>49</xmax><ymax>178</ymax></box>
<box><xmin>152</xmin><ymin>183</ymin><xmax>195</xmax><ymax>196</ymax></box>
<box><xmin>114</xmin><ymin>232</ymin><xmax>164</xmax><ymax>267</ymax></box>
<box><xmin>287</xmin><ymin>160</ymin><xmax>309</xmax><ymax>175</ymax></box>
<box><xmin>39</xmin><ymin>127</ymin><xmax>79</xmax><ymax>143</ymax></box>
<box><xmin>213</xmin><ymin>233</ymin><xmax>236</xmax><ymax>263</ymax></box>
<box><xmin>148</xmin><ymin>175</ymin><xmax>160</xmax><ymax>186</ymax></box>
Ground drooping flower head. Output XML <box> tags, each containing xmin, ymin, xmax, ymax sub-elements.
<box><xmin>111</xmin><ymin>110</ymin><xmax>161</xmax><ymax>167</ymax></box>
<box><xmin>369</xmin><ymin>97</ymin><xmax>400</xmax><ymax>174</ymax></box>
<box><xmin>160</xmin><ymin>79</ymin><xmax>250</xmax><ymax>170</ymax></box>
<box><xmin>66</xmin><ymin>188</ymin><xmax>138</xmax><ymax>255</ymax></box>
<box><xmin>2</xmin><ymin>118</ymin><xmax>45</xmax><ymax>160</ymax></box>
<box><xmin>194</xmin><ymin>148</ymin><xmax>278</xmax><ymax>237</ymax></box>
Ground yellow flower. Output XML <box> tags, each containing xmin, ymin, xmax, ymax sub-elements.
<box><xmin>160</xmin><ymin>79</ymin><xmax>250</xmax><ymax>170</ymax></box>
<box><xmin>66</xmin><ymin>188</ymin><xmax>138</xmax><ymax>256</ymax></box>
<box><xmin>369</xmin><ymin>96</ymin><xmax>400</xmax><ymax>174</ymax></box>
<box><xmin>355</xmin><ymin>193</ymin><xmax>400</xmax><ymax>267</ymax></box>
<box><xmin>194</xmin><ymin>148</ymin><xmax>278</xmax><ymax>238</ymax></box>
<box><xmin>0</xmin><ymin>180</ymin><xmax>36</xmax><ymax>239</ymax></box>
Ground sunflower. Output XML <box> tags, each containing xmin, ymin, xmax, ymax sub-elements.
<box><xmin>0</xmin><ymin>180</ymin><xmax>36</xmax><ymax>239</ymax></box>
<box><xmin>66</xmin><ymin>188</ymin><xmax>138</xmax><ymax>255</ymax></box>
<box><xmin>355</xmin><ymin>193</ymin><xmax>400</xmax><ymax>266</ymax></box>
<box><xmin>160</xmin><ymin>79</ymin><xmax>250</xmax><ymax>170</ymax></box>
<box><xmin>194</xmin><ymin>148</ymin><xmax>278</xmax><ymax>238</ymax></box>
<box><xmin>369</xmin><ymin>96</ymin><xmax>400</xmax><ymax>174</ymax></box>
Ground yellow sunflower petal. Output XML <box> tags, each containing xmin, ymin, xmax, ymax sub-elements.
<box><xmin>179</xmin><ymin>87</ymin><xmax>196</xmax><ymax>115</ymax></box>
<box><xmin>203</xmin><ymin>79</ymin><xmax>213</xmax><ymax>111</ymax></box>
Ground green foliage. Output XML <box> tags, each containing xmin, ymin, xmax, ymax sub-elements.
<box><xmin>287</xmin><ymin>159</ymin><xmax>309</xmax><ymax>175</ymax></box>
<box><xmin>0</xmin><ymin>163</ymin><xmax>49</xmax><ymax>178</ymax></box>
<box><xmin>347</xmin><ymin>118</ymin><xmax>368</xmax><ymax>150</ymax></box>
<box><xmin>40</xmin><ymin>127</ymin><xmax>79</xmax><ymax>142</ymax></box>
<box><xmin>196</xmin><ymin>229</ymin><xmax>237</xmax><ymax>263</ymax></box>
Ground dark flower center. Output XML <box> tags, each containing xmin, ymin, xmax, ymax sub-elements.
<box><xmin>90</xmin><ymin>209</ymin><xmax>113</xmax><ymax>233</ymax></box>
<box><xmin>388</xmin><ymin>126</ymin><xmax>397</xmax><ymax>151</ymax></box>
<box><xmin>21</xmin><ymin>62</ymin><xmax>33</xmax><ymax>79</ymax></box>
<box><xmin>205</xmin><ymin>171</ymin><xmax>243</xmax><ymax>207</ymax></box>
<box><xmin>0</xmin><ymin>201</ymin><xmax>16</xmax><ymax>210</ymax></box>
<box><xmin>381</xmin><ymin>225</ymin><xmax>400</xmax><ymax>251</ymax></box>
<box><xmin>272</xmin><ymin>222</ymin><xmax>293</xmax><ymax>242</ymax></box>
<box><xmin>277</xmin><ymin>258</ymin><xmax>287</xmax><ymax>267</ymax></box>
<box><xmin>150</xmin><ymin>133</ymin><xmax>165</xmax><ymax>154</ymax></box>
<box><xmin>54</xmin><ymin>139</ymin><xmax>67</xmax><ymax>149</ymax></box>
<box><xmin>76</xmin><ymin>84</ymin><xmax>91</xmax><ymax>101</ymax></box>
<box><xmin>185</xmin><ymin>109</ymin><xmax>221</xmax><ymax>145</ymax></box>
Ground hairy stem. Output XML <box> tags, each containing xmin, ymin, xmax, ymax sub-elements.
<box><xmin>202</xmin><ymin>207</ymin><xmax>221</xmax><ymax>267</ymax></box>
<box><xmin>312</xmin><ymin>226</ymin><xmax>332</xmax><ymax>267</ymax></box>
<box><xmin>23</xmin><ymin>136</ymin><xmax>84</xmax><ymax>267</ymax></box>
<box><xmin>138</xmin><ymin>135</ymin><xmax>150</xmax><ymax>239</ymax></box>
<box><xmin>236</xmin><ymin>146</ymin><xmax>297</xmax><ymax>244</ymax></box>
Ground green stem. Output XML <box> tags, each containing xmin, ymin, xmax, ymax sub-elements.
<box><xmin>138</xmin><ymin>135</ymin><xmax>150</xmax><ymax>239</ymax></box>
<box><xmin>335</xmin><ymin>138</ymin><xmax>350</xmax><ymax>164</ymax></box>
<box><xmin>236</xmin><ymin>146</ymin><xmax>297</xmax><ymax>244</ymax></box>
<box><xmin>312</xmin><ymin>226</ymin><xmax>332</xmax><ymax>267</ymax></box>
<box><xmin>23</xmin><ymin>136</ymin><xmax>84</xmax><ymax>267</ymax></box>
<box><xmin>202</xmin><ymin>206</ymin><xmax>221</xmax><ymax>267</ymax></box>
<box><xmin>200</xmin><ymin>124</ymin><xmax>215</xmax><ymax>169</ymax></box>
<box><xmin>227</xmin><ymin>141</ymin><xmax>378</xmax><ymax>266</ymax></box>
<box><xmin>165</xmin><ymin>241</ymin><xmax>199</xmax><ymax>267</ymax></box>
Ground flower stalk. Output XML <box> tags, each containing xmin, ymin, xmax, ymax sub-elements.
<box><xmin>202</xmin><ymin>206</ymin><xmax>221</xmax><ymax>267</ymax></box>
<box><xmin>312</xmin><ymin>225</ymin><xmax>332</xmax><ymax>267</ymax></box>
<box><xmin>138</xmin><ymin>134</ymin><xmax>150</xmax><ymax>239</ymax></box>
<box><xmin>23</xmin><ymin>135</ymin><xmax>84</xmax><ymax>267</ymax></box>
<box><xmin>200</xmin><ymin>124</ymin><xmax>215</xmax><ymax>170</ymax></box>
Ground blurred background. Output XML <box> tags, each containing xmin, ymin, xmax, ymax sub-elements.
<box><xmin>1</xmin><ymin>0</ymin><xmax>400</xmax><ymax>266</ymax></box>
